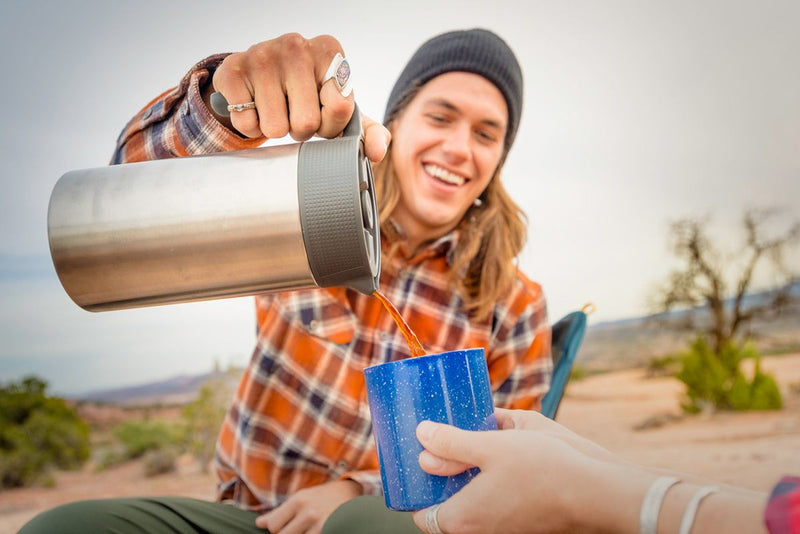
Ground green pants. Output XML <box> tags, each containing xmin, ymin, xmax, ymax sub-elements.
<box><xmin>19</xmin><ymin>495</ymin><xmax>422</xmax><ymax>534</ymax></box>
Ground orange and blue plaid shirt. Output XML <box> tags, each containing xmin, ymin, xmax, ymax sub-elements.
<box><xmin>112</xmin><ymin>55</ymin><xmax>552</xmax><ymax>512</ymax></box>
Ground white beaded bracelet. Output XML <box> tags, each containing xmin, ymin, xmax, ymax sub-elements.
<box><xmin>678</xmin><ymin>486</ymin><xmax>718</xmax><ymax>534</ymax></box>
<box><xmin>640</xmin><ymin>476</ymin><xmax>681</xmax><ymax>534</ymax></box>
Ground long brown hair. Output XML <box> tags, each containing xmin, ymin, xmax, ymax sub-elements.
<box><xmin>375</xmin><ymin>96</ymin><xmax>528</xmax><ymax>321</ymax></box>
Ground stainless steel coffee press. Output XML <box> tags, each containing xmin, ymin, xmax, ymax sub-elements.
<box><xmin>48</xmin><ymin>103</ymin><xmax>380</xmax><ymax>311</ymax></box>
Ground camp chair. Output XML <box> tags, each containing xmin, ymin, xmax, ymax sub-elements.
<box><xmin>540</xmin><ymin>304</ymin><xmax>593</xmax><ymax>420</ymax></box>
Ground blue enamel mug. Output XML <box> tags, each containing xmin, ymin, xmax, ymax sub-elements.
<box><xmin>364</xmin><ymin>348</ymin><xmax>497</xmax><ymax>511</ymax></box>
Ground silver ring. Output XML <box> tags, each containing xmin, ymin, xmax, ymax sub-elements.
<box><xmin>323</xmin><ymin>52</ymin><xmax>353</xmax><ymax>97</ymax></box>
<box><xmin>226</xmin><ymin>101</ymin><xmax>256</xmax><ymax>113</ymax></box>
<box><xmin>424</xmin><ymin>504</ymin><xmax>444</xmax><ymax>534</ymax></box>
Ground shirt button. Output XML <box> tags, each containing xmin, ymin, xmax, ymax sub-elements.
<box><xmin>308</xmin><ymin>320</ymin><xmax>319</xmax><ymax>332</ymax></box>
<box><xmin>379</xmin><ymin>332</ymin><xmax>391</xmax><ymax>342</ymax></box>
<box><xmin>337</xmin><ymin>460</ymin><xmax>349</xmax><ymax>469</ymax></box>
<box><xmin>142</xmin><ymin>107</ymin><xmax>153</xmax><ymax>119</ymax></box>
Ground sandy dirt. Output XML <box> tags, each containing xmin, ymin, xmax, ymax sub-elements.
<box><xmin>558</xmin><ymin>353</ymin><xmax>800</xmax><ymax>492</ymax></box>
<box><xmin>2</xmin><ymin>353</ymin><xmax>799</xmax><ymax>533</ymax></box>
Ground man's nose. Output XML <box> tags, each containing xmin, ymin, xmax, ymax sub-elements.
<box><xmin>440</xmin><ymin>123</ymin><xmax>471</xmax><ymax>161</ymax></box>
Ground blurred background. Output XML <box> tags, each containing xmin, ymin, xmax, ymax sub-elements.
<box><xmin>2</xmin><ymin>2</ymin><xmax>800</xmax><ymax>531</ymax></box>
<box><xmin>1</xmin><ymin>0</ymin><xmax>798</xmax><ymax>394</ymax></box>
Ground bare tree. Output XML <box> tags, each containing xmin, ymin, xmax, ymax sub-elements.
<box><xmin>656</xmin><ymin>208</ymin><xmax>799</xmax><ymax>354</ymax></box>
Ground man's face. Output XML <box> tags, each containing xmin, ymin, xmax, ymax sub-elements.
<box><xmin>389</xmin><ymin>72</ymin><xmax>508</xmax><ymax>247</ymax></box>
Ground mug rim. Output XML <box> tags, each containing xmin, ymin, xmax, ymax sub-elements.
<box><xmin>363</xmin><ymin>347</ymin><xmax>486</xmax><ymax>376</ymax></box>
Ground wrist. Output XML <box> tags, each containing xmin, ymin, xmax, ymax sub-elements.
<box><xmin>338</xmin><ymin>469</ymin><xmax>383</xmax><ymax>497</ymax></box>
<box><xmin>692</xmin><ymin>488</ymin><xmax>768</xmax><ymax>534</ymax></box>
<box><xmin>340</xmin><ymin>478</ymin><xmax>364</xmax><ymax>497</ymax></box>
<box><xmin>565</xmin><ymin>459</ymin><xmax>658</xmax><ymax>534</ymax></box>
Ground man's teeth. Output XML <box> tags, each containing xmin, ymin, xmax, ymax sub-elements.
<box><xmin>424</xmin><ymin>164</ymin><xmax>466</xmax><ymax>186</ymax></box>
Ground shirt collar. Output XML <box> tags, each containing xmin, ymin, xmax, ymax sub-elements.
<box><xmin>382</xmin><ymin>219</ymin><xmax>460</xmax><ymax>266</ymax></box>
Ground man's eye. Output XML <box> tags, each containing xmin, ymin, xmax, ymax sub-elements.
<box><xmin>477</xmin><ymin>130</ymin><xmax>498</xmax><ymax>142</ymax></box>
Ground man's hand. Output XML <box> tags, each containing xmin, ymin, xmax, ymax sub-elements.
<box><xmin>255</xmin><ymin>479</ymin><xmax>362</xmax><ymax>534</ymax></box>
<box><xmin>206</xmin><ymin>33</ymin><xmax>390</xmax><ymax>163</ymax></box>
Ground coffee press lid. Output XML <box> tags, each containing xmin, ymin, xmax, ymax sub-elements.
<box><xmin>297</xmin><ymin>105</ymin><xmax>381</xmax><ymax>295</ymax></box>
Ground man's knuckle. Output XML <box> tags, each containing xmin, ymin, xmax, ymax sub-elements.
<box><xmin>280</xmin><ymin>32</ymin><xmax>306</xmax><ymax>46</ymax></box>
<box><xmin>314</xmin><ymin>34</ymin><xmax>342</xmax><ymax>56</ymax></box>
<box><xmin>221</xmin><ymin>52</ymin><xmax>243</xmax><ymax>69</ymax></box>
<box><xmin>263</xmin><ymin>125</ymin><xmax>288</xmax><ymax>139</ymax></box>
<box><xmin>217</xmin><ymin>55</ymin><xmax>243</xmax><ymax>82</ymax></box>
<box><xmin>279</xmin><ymin>33</ymin><xmax>311</xmax><ymax>57</ymax></box>
<box><xmin>293</xmin><ymin>115</ymin><xmax>318</xmax><ymax>135</ymax></box>
<box><xmin>327</xmin><ymin>100</ymin><xmax>352</xmax><ymax>122</ymax></box>
<box><xmin>247</xmin><ymin>44</ymin><xmax>276</xmax><ymax>69</ymax></box>
<box><xmin>231</xmin><ymin>116</ymin><xmax>257</xmax><ymax>136</ymax></box>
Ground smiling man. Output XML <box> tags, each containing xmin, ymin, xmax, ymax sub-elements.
<box><xmin>388</xmin><ymin>72</ymin><xmax>508</xmax><ymax>251</ymax></box>
<box><xmin>22</xmin><ymin>28</ymin><xmax>552</xmax><ymax>534</ymax></box>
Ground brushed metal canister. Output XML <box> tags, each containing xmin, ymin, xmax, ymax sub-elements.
<box><xmin>48</xmin><ymin>105</ymin><xmax>380</xmax><ymax>311</ymax></box>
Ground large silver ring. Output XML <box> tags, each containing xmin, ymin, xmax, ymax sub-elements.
<box><xmin>424</xmin><ymin>504</ymin><xmax>444</xmax><ymax>534</ymax></box>
<box><xmin>323</xmin><ymin>52</ymin><xmax>353</xmax><ymax>97</ymax></box>
<box><xmin>226</xmin><ymin>101</ymin><xmax>256</xmax><ymax>113</ymax></box>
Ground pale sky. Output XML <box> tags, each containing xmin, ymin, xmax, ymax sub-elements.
<box><xmin>1</xmin><ymin>0</ymin><xmax>798</xmax><ymax>395</ymax></box>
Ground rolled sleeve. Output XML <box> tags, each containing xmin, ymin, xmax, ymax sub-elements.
<box><xmin>341</xmin><ymin>470</ymin><xmax>384</xmax><ymax>497</ymax></box>
<box><xmin>112</xmin><ymin>53</ymin><xmax>264</xmax><ymax>164</ymax></box>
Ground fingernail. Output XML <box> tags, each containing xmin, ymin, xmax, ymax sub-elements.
<box><xmin>419</xmin><ymin>451</ymin><xmax>444</xmax><ymax>470</ymax></box>
<box><xmin>417</xmin><ymin>420</ymin><xmax>435</xmax><ymax>441</ymax></box>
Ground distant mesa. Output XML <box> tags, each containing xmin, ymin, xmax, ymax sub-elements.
<box><xmin>78</xmin><ymin>371</ymin><xmax>237</xmax><ymax>407</ymax></box>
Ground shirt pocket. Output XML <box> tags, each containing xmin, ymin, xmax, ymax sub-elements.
<box><xmin>276</xmin><ymin>288</ymin><xmax>357</xmax><ymax>347</ymax></box>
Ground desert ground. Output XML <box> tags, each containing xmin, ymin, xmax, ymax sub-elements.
<box><xmin>2</xmin><ymin>353</ymin><xmax>799</xmax><ymax>533</ymax></box>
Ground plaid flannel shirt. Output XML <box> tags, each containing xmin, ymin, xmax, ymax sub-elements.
<box><xmin>112</xmin><ymin>55</ymin><xmax>552</xmax><ymax>512</ymax></box>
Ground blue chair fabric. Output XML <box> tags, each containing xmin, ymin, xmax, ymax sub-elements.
<box><xmin>540</xmin><ymin>310</ymin><xmax>588</xmax><ymax>420</ymax></box>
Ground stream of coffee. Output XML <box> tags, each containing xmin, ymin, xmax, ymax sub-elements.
<box><xmin>372</xmin><ymin>290</ymin><xmax>427</xmax><ymax>357</ymax></box>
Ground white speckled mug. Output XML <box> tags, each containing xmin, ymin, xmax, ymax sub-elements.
<box><xmin>364</xmin><ymin>348</ymin><xmax>497</xmax><ymax>511</ymax></box>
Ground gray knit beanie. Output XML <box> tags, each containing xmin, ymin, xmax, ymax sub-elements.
<box><xmin>384</xmin><ymin>28</ymin><xmax>523</xmax><ymax>151</ymax></box>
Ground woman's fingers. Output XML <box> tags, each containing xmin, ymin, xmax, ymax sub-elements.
<box><xmin>418</xmin><ymin>450</ymin><xmax>474</xmax><ymax>476</ymax></box>
<box><xmin>416</xmin><ymin>421</ymin><xmax>493</xmax><ymax>467</ymax></box>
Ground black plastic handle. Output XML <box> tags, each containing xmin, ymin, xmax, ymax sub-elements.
<box><xmin>209</xmin><ymin>91</ymin><xmax>233</xmax><ymax>117</ymax></box>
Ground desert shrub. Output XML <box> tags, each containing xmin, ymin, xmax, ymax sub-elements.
<box><xmin>646</xmin><ymin>354</ymin><xmax>681</xmax><ymax>378</ymax></box>
<box><xmin>746</xmin><ymin>366</ymin><xmax>783</xmax><ymax>410</ymax></box>
<box><xmin>569</xmin><ymin>364</ymin><xmax>588</xmax><ymax>381</ymax></box>
<box><xmin>677</xmin><ymin>336</ymin><xmax>782</xmax><ymax>413</ymax></box>
<box><xmin>95</xmin><ymin>448</ymin><xmax>127</xmax><ymax>471</ymax></box>
<box><xmin>97</xmin><ymin>418</ymin><xmax>182</xmax><ymax>473</ymax></box>
<box><xmin>0</xmin><ymin>376</ymin><xmax>90</xmax><ymax>488</ymax></box>
<box><xmin>142</xmin><ymin>447</ymin><xmax>178</xmax><ymax>477</ymax></box>
<box><xmin>181</xmin><ymin>374</ymin><xmax>233</xmax><ymax>472</ymax></box>
<box><xmin>112</xmin><ymin>420</ymin><xmax>181</xmax><ymax>460</ymax></box>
